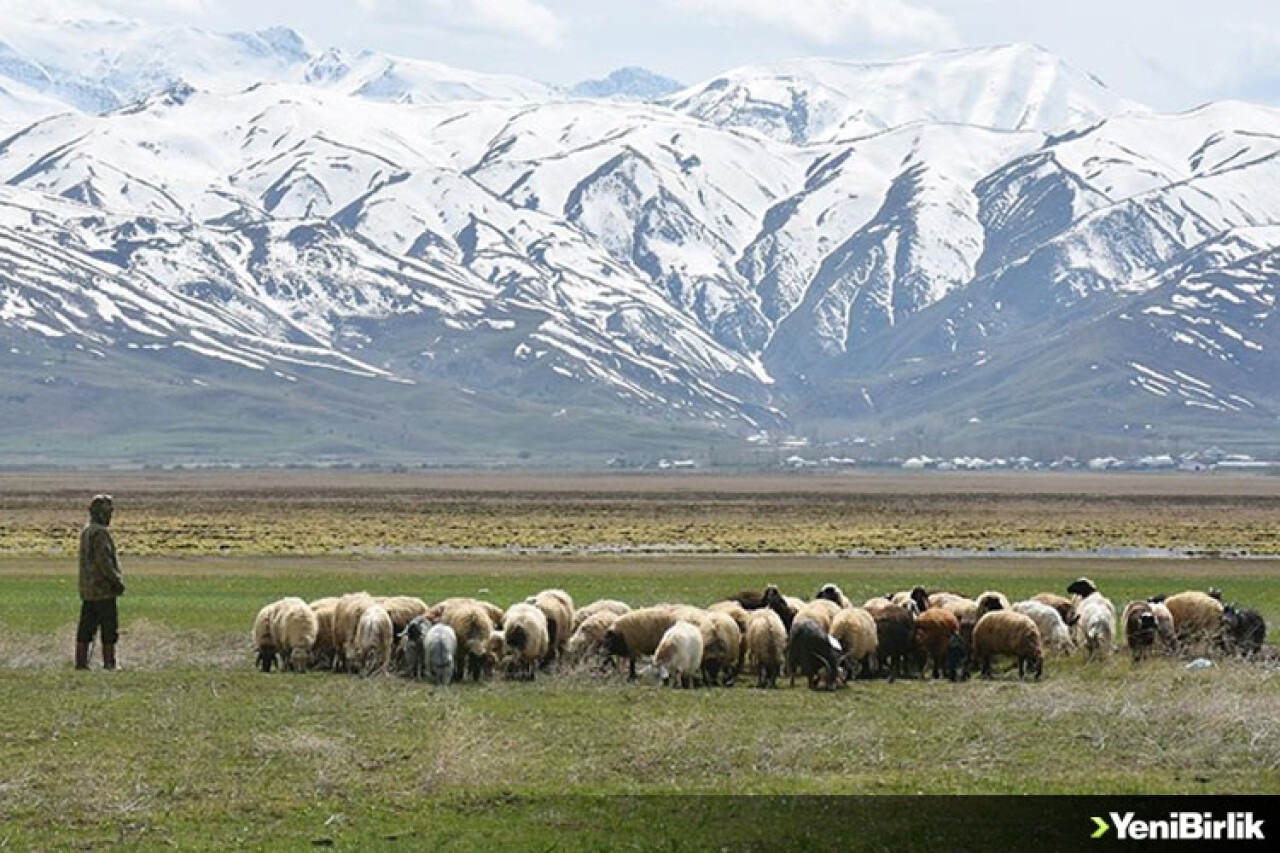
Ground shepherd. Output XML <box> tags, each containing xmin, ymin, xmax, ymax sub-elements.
<box><xmin>76</xmin><ymin>494</ymin><xmax>126</xmax><ymax>670</ymax></box>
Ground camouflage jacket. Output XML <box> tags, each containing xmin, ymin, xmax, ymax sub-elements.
<box><xmin>79</xmin><ymin>522</ymin><xmax>124</xmax><ymax>601</ymax></box>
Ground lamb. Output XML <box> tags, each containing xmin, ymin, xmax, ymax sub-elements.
<box><xmin>829</xmin><ymin>607</ymin><xmax>878</xmax><ymax>680</ymax></box>
<box><xmin>653</xmin><ymin>621</ymin><xmax>703</xmax><ymax>688</ymax></box>
<box><xmin>1067</xmin><ymin>577</ymin><xmax>1116</xmax><ymax>661</ymax></box>
<box><xmin>424</xmin><ymin>623</ymin><xmax>457</xmax><ymax>686</ymax></box>
<box><xmin>269</xmin><ymin>597</ymin><xmax>319</xmax><ymax>672</ymax></box>
<box><xmin>912</xmin><ymin>608</ymin><xmax>960</xmax><ymax>679</ymax></box>
<box><xmin>530</xmin><ymin>589</ymin><xmax>575</xmax><ymax>663</ymax></box>
<box><xmin>698</xmin><ymin>610</ymin><xmax>741</xmax><ymax>687</ymax></box>
<box><xmin>745</xmin><ymin>608</ymin><xmax>787</xmax><ymax>689</ymax></box>
<box><xmin>1163</xmin><ymin>591</ymin><xmax>1225</xmax><ymax>651</ymax></box>
<box><xmin>1121</xmin><ymin>600</ymin><xmax>1158</xmax><ymax>662</ymax></box>
<box><xmin>787</xmin><ymin>619</ymin><xmax>842</xmax><ymax>691</ymax></box>
<box><xmin>1221</xmin><ymin>605</ymin><xmax>1266</xmax><ymax>657</ymax></box>
<box><xmin>402</xmin><ymin>616</ymin><xmax>430</xmax><ymax>679</ymax></box>
<box><xmin>333</xmin><ymin>591</ymin><xmax>377</xmax><ymax>672</ymax></box>
<box><xmin>567</xmin><ymin>611</ymin><xmax>620</xmax><ymax>662</ymax></box>
<box><xmin>353</xmin><ymin>603</ymin><xmax>394</xmax><ymax>676</ymax></box>
<box><xmin>974</xmin><ymin>590</ymin><xmax>1011</xmax><ymax>619</ymax></box>
<box><xmin>814</xmin><ymin>583</ymin><xmax>852</xmax><ymax>609</ymax></box>
<box><xmin>971</xmin><ymin>610</ymin><xmax>1043</xmax><ymax>680</ymax></box>
<box><xmin>604</xmin><ymin>607</ymin><xmax>682</xmax><ymax>680</ymax></box>
<box><xmin>501</xmin><ymin>602</ymin><xmax>551</xmax><ymax>680</ymax></box>
<box><xmin>1012</xmin><ymin>600</ymin><xmax>1075</xmax><ymax>655</ymax></box>
<box><xmin>440</xmin><ymin>600</ymin><xmax>495</xmax><ymax>681</ymax></box>
<box><xmin>793</xmin><ymin>599</ymin><xmax>841</xmax><ymax>632</ymax></box>
<box><xmin>572</xmin><ymin>599</ymin><xmax>631</xmax><ymax>633</ymax></box>
<box><xmin>872</xmin><ymin>602</ymin><xmax>915</xmax><ymax>681</ymax></box>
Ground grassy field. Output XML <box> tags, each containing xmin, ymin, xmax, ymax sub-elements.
<box><xmin>1</xmin><ymin>474</ymin><xmax>1278</xmax><ymax>849</ymax></box>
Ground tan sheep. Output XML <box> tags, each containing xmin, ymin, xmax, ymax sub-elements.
<box><xmin>794</xmin><ymin>598</ymin><xmax>841</xmax><ymax>632</ymax></box>
<box><xmin>1163</xmin><ymin>591</ymin><xmax>1225</xmax><ymax>651</ymax></box>
<box><xmin>572</xmin><ymin>599</ymin><xmax>632</xmax><ymax>633</ymax></box>
<box><xmin>745</xmin><ymin>608</ymin><xmax>787</xmax><ymax>689</ymax></box>
<box><xmin>353</xmin><ymin>603</ymin><xmax>393</xmax><ymax>676</ymax></box>
<box><xmin>530</xmin><ymin>589</ymin><xmax>575</xmax><ymax>663</ymax></box>
<box><xmin>913</xmin><ymin>608</ymin><xmax>961</xmax><ymax>679</ymax></box>
<box><xmin>269</xmin><ymin>597</ymin><xmax>319</xmax><ymax>672</ymax></box>
<box><xmin>252</xmin><ymin>600</ymin><xmax>280</xmax><ymax>672</ymax></box>
<box><xmin>500</xmin><ymin>602</ymin><xmax>550</xmax><ymax>680</ymax></box>
<box><xmin>425</xmin><ymin>597</ymin><xmax>505</xmax><ymax>629</ymax></box>
<box><xmin>933</xmin><ymin>594</ymin><xmax>979</xmax><ymax>624</ymax></box>
<box><xmin>441</xmin><ymin>601</ymin><xmax>495</xmax><ymax>682</ymax></box>
<box><xmin>375</xmin><ymin>596</ymin><xmax>429</xmax><ymax>635</ymax></box>
<box><xmin>1150</xmin><ymin>600</ymin><xmax>1177</xmax><ymax>651</ymax></box>
<box><xmin>814</xmin><ymin>583</ymin><xmax>852</xmax><ymax>609</ymax></box>
<box><xmin>974</xmin><ymin>590</ymin><xmax>1011</xmax><ymax>618</ymax></box>
<box><xmin>567</xmin><ymin>611</ymin><xmax>620</xmax><ymax>662</ymax></box>
<box><xmin>333</xmin><ymin>591</ymin><xmax>377</xmax><ymax>673</ymax></box>
<box><xmin>829</xmin><ymin>607</ymin><xmax>878</xmax><ymax>680</ymax></box>
<box><xmin>698</xmin><ymin>610</ymin><xmax>742</xmax><ymax>686</ymax></box>
<box><xmin>604</xmin><ymin>607</ymin><xmax>681</xmax><ymax>680</ymax></box>
<box><xmin>971</xmin><ymin>610</ymin><xmax>1043</xmax><ymax>679</ymax></box>
<box><xmin>708</xmin><ymin>600</ymin><xmax>751</xmax><ymax>670</ymax></box>
<box><xmin>309</xmin><ymin>598</ymin><xmax>341</xmax><ymax>670</ymax></box>
<box><xmin>862</xmin><ymin>596</ymin><xmax>896</xmax><ymax>619</ymax></box>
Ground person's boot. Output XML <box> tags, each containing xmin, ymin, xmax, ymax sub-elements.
<box><xmin>102</xmin><ymin>643</ymin><xmax>118</xmax><ymax>671</ymax></box>
<box><xmin>75</xmin><ymin>641</ymin><xmax>91</xmax><ymax>670</ymax></box>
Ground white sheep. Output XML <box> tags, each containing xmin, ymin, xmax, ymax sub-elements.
<box><xmin>1067</xmin><ymin>578</ymin><xmax>1116</xmax><ymax>661</ymax></box>
<box><xmin>425</xmin><ymin>623</ymin><xmax>457</xmax><ymax>686</ymax></box>
<box><xmin>353</xmin><ymin>603</ymin><xmax>393</xmax><ymax>675</ymax></box>
<box><xmin>653</xmin><ymin>620</ymin><xmax>703</xmax><ymax>688</ymax></box>
<box><xmin>1012</xmin><ymin>600</ymin><xmax>1074</xmax><ymax>655</ymax></box>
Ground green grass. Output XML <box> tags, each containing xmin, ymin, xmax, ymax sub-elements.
<box><xmin>0</xmin><ymin>555</ymin><xmax>1278</xmax><ymax>850</ymax></box>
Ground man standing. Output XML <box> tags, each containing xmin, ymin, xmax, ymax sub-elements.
<box><xmin>76</xmin><ymin>494</ymin><xmax>125</xmax><ymax>670</ymax></box>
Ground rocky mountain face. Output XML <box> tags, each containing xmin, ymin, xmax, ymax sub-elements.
<box><xmin>1</xmin><ymin>22</ymin><xmax>1277</xmax><ymax>463</ymax></box>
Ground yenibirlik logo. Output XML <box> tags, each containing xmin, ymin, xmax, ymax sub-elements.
<box><xmin>1092</xmin><ymin>812</ymin><xmax>1265</xmax><ymax>841</ymax></box>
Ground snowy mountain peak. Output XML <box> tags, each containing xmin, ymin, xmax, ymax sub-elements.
<box><xmin>571</xmin><ymin>67</ymin><xmax>684</xmax><ymax>101</ymax></box>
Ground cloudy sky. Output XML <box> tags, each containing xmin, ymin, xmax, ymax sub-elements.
<box><xmin>10</xmin><ymin>0</ymin><xmax>1280</xmax><ymax>109</ymax></box>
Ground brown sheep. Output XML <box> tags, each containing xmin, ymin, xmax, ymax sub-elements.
<box><xmin>531</xmin><ymin>589</ymin><xmax>575</xmax><ymax>664</ymax></box>
<box><xmin>1163</xmin><ymin>591</ymin><xmax>1225</xmax><ymax>651</ymax></box>
<box><xmin>1122</xmin><ymin>600</ymin><xmax>1158</xmax><ymax>662</ymax></box>
<box><xmin>913</xmin><ymin>608</ymin><xmax>961</xmax><ymax>679</ymax></box>
<box><xmin>971</xmin><ymin>611</ymin><xmax>1043</xmax><ymax>680</ymax></box>
<box><xmin>567</xmin><ymin>611</ymin><xmax>621</xmax><ymax>663</ymax></box>
<box><xmin>375</xmin><ymin>596</ymin><xmax>429</xmax><ymax>636</ymax></box>
<box><xmin>441</xmin><ymin>601</ymin><xmax>495</xmax><ymax>681</ymax></box>
<box><xmin>604</xmin><ymin>607</ymin><xmax>681</xmax><ymax>680</ymax></box>
<box><xmin>745</xmin><ymin>608</ymin><xmax>787</xmax><ymax>689</ymax></box>
<box><xmin>872</xmin><ymin>603</ymin><xmax>915</xmax><ymax>681</ymax></box>
<box><xmin>708</xmin><ymin>600</ymin><xmax>751</xmax><ymax>670</ymax></box>
<box><xmin>425</xmin><ymin>597</ymin><xmax>505</xmax><ymax>629</ymax></box>
<box><xmin>829</xmin><ymin>607</ymin><xmax>878</xmax><ymax>680</ymax></box>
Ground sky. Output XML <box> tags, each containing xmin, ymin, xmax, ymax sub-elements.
<box><xmin>9</xmin><ymin>0</ymin><xmax>1280</xmax><ymax>110</ymax></box>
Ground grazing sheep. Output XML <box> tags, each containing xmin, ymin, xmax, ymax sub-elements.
<box><xmin>653</xmin><ymin>621</ymin><xmax>703</xmax><ymax>688</ymax></box>
<box><xmin>1012</xmin><ymin>600</ymin><xmax>1075</xmax><ymax>655</ymax></box>
<box><xmin>762</xmin><ymin>585</ymin><xmax>800</xmax><ymax>632</ymax></box>
<box><xmin>252</xmin><ymin>601</ymin><xmax>280</xmax><ymax>672</ymax></box>
<box><xmin>943</xmin><ymin>632</ymin><xmax>969</xmax><ymax>682</ymax></box>
<box><xmin>376</xmin><ymin>596</ymin><xmax>429</xmax><ymax>637</ymax></box>
<box><xmin>353</xmin><ymin>603</ymin><xmax>394</xmax><ymax>676</ymax></box>
<box><xmin>1067</xmin><ymin>578</ymin><xmax>1116</xmax><ymax>662</ymax></box>
<box><xmin>932</xmin><ymin>594</ymin><xmax>979</xmax><ymax>624</ymax></box>
<box><xmin>699</xmin><ymin>611</ymin><xmax>741</xmax><ymax>687</ymax></box>
<box><xmin>1150</xmin><ymin>601</ymin><xmax>1177</xmax><ymax>651</ymax></box>
<box><xmin>1221</xmin><ymin>605</ymin><xmax>1266</xmax><ymax>657</ymax></box>
<box><xmin>793</xmin><ymin>599</ymin><xmax>841</xmax><ymax>632</ymax></box>
<box><xmin>814</xmin><ymin>583</ymin><xmax>852</xmax><ymax>609</ymax></box>
<box><xmin>708</xmin><ymin>601</ymin><xmax>751</xmax><ymax>670</ymax></box>
<box><xmin>425</xmin><ymin>623</ymin><xmax>457</xmax><ymax>686</ymax></box>
<box><xmin>425</xmin><ymin>598</ymin><xmax>505</xmax><ymax>630</ymax></box>
<box><xmin>402</xmin><ymin>616</ymin><xmax>430</xmax><ymax>679</ymax></box>
<box><xmin>664</xmin><ymin>604</ymin><xmax>708</xmax><ymax>626</ymax></box>
<box><xmin>502</xmin><ymin>602</ymin><xmax>551</xmax><ymax>680</ymax></box>
<box><xmin>787</xmin><ymin>619</ymin><xmax>842</xmax><ymax>691</ymax></box>
<box><xmin>912</xmin><ymin>608</ymin><xmax>960</xmax><ymax>679</ymax></box>
<box><xmin>1163</xmin><ymin>591</ymin><xmax>1225</xmax><ymax>651</ymax></box>
<box><xmin>1031</xmin><ymin>593</ymin><xmax>1077</xmax><ymax>626</ymax></box>
<box><xmin>829</xmin><ymin>607</ymin><xmax>878</xmax><ymax>681</ymax></box>
<box><xmin>270</xmin><ymin>597</ymin><xmax>319</xmax><ymax>673</ymax></box>
<box><xmin>567</xmin><ymin>611</ymin><xmax>621</xmax><ymax>663</ymax></box>
<box><xmin>333</xmin><ymin>592</ymin><xmax>377</xmax><ymax>673</ymax></box>
<box><xmin>604</xmin><ymin>607</ymin><xmax>682</xmax><ymax>680</ymax></box>
<box><xmin>872</xmin><ymin>603</ymin><xmax>915</xmax><ymax>682</ymax></box>
<box><xmin>971</xmin><ymin>611</ymin><xmax>1043</xmax><ymax>680</ymax></box>
<box><xmin>440</xmin><ymin>601</ymin><xmax>495</xmax><ymax>681</ymax></box>
<box><xmin>745</xmin><ymin>608</ymin><xmax>787</xmax><ymax>689</ymax></box>
<box><xmin>530</xmin><ymin>590</ymin><xmax>575</xmax><ymax>664</ymax></box>
<box><xmin>862</xmin><ymin>596</ymin><xmax>896</xmax><ymax>619</ymax></box>
<box><xmin>974</xmin><ymin>591</ymin><xmax>1011</xmax><ymax>619</ymax></box>
<box><xmin>892</xmin><ymin>586</ymin><xmax>931</xmax><ymax>616</ymax></box>
<box><xmin>309</xmin><ymin>597</ymin><xmax>341</xmax><ymax>669</ymax></box>
<box><xmin>1121</xmin><ymin>601</ymin><xmax>1159</xmax><ymax>662</ymax></box>
<box><xmin>572</xmin><ymin>599</ymin><xmax>632</xmax><ymax>633</ymax></box>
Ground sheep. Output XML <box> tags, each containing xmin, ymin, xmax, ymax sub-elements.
<box><xmin>862</xmin><ymin>596</ymin><xmax>896</xmax><ymax>619</ymax></box>
<box><xmin>604</xmin><ymin>607</ymin><xmax>682</xmax><ymax>680</ymax></box>
<box><xmin>1121</xmin><ymin>600</ymin><xmax>1159</xmax><ymax>662</ymax></box>
<box><xmin>567</xmin><ymin>611</ymin><xmax>621</xmax><ymax>663</ymax></box>
<box><xmin>252</xmin><ymin>600</ymin><xmax>280</xmax><ymax>672</ymax></box>
<box><xmin>1012</xmin><ymin>600</ymin><xmax>1075</xmax><ymax>655</ymax></box>
<box><xmin>793</xmin><ymin>599</ymin><xmax>841</xmax><ymax>632</ymax></box>
<box><xmin>787</xmin><ymin>619</ymin><xmax>842</xmax><ymax>691</ymax></box>
<box><xmin>912</xmin><ymin>608</ymin><xmax>960</xmax><ymax>679</ymax></box>
<box><xmin>1067</xmin><ymin>578</ymin><xmax>1116</xmax><ymax>661</ymax></box>
<box><xmin>375</xmin><ymin>596</ymin><xmax>429</xmax><ymax>638</ymax></box>
<box><xmin>1163</xmin><ymin>591</ymin><xmax>1225</xmax><ymax>652</ymax></box>
<box><xmin>944</xmin><ymin>631</ymin><xmax>969</xmax><ymax>682</ymax></box>
<box><xmin>974</xmin><ymin>590</ymin><xmax>1011</xmax><ymax>619</ymax></box>
<box><xmin>729</xmin><ymin>590</ymin><xmax>765</xmax><ymax>610</ymax></box>
<box><xmin>572</xmin><ymin>599</ymin><xmax>631</xmax><ymax>633</ymax></box>
<box><xmin>872</xmin><ymin>603</ymin><xmax>915</xmax><ymax>681</ymax></box>
<box><xmin>1031</xmin><ymin>593</ymin><xmax>1077</xmax><ymax>626</ymax></box>
<box><xmin>440</xmin><ymin>600</ymin><xmax>495</xmax><ymax>681</ymax></box>
<box><xmin>698</xmin><ymin>611</ymin><xmax>741</xmax><ymax>687</ymax></box>
<box><xmin>708</xmin><ymin>600</ymin><xmax>751</xmax><ymax>670</ymax></box>
<box><xmin>762</xmin><ymin>585</ymin><xmax>799</xmax><ymax>632</ymax></box>
<box><xmin>933</xmin><ymin>594</ymin><xmax>979</xmax><ymax>625</ymax></box>
<box><xmin>1221</xmin><ymin>605</ymin><xmax>1266</xmax><ymax>657</ymax></box>
<box><xmin>309</xmin><ymin>597</ymin><xmax>341</xmax><ymax>669</ymax></box>
<box><xmin>664</xmin><ymin>604</ymin><xmax>708</xmax><ymax>626</ymax></box>
<box><xmin>353</xmin><ymin>603</ymin><xmax>394</xmax><ymax>676</ymax></box>
<box><xmin>1150</xmin><ymin>601</ymin><xmax>1177</xmax><ymax>652</ymax></box>
<box><xmin>501</xmin><ymin>602</ymin><xmax>551</xmax><ymax>680</ymax></box>
<box><xmin>530</xmin><ymin>589</ymin><xmax>575</xmax><ymax>664</ymax></box>
<box><xmin>270</xmin><ymin>597</ymin><xmax>319</xmax><ymax>673</ymax></box>
<box><xmin>425</xmin><ymin>623</ymin><xmax>457</xmax><ymax>686</ymax></box>
<box><xmin>333</xmin><ymin>591</ymin><xmax>377</xmax><ymax>673</ymax></box>
<box><xmin>891</xmin><ymin>586</ymin><xmax>931</xmax><ymax>616</ymax></box>
<box><xmin>814</xmin><ymin>583</ymin><xmax>852</xmax><ymax>609</ymax></box>
<box><xmin>829</xmin><ymin>607</ymin><xmax>878</xmax><ymax>681</ymax></box>
<box><xmin>424</xmin><ymin>598</ymin><xmax>505</xmax><ymax>629</ymax></box>
<box><xmin>745</xmin><ymin>608</ymin><xmax>787</xmax><ymax>689</ymax></box>
<box><xmin>653</xmin><ymin>621</ymin><xmax>703</xmax><ymax>688</ymax></box>
<box><xmin>402</xmin><ymin>616</ymin><xmax>430</xmax><ymax>679</ymax></box>
<box><xmin>971</xmin><ymin>611</ymin><xmax>1043</xmax><ymax>680</ymax></box>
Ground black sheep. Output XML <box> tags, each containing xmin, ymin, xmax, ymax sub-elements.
<box><xmin>943</xmin><ymin>632</ymin><xmax>969</xmax><ymax>682</ymax></box>
<box><xmin>1222</xmin><ymin>605</ymin><xmax>1266</xmax><ymax>656</ymax></box>
<box><xmin>787</xmin><ymin>619</ymin><xmax>841</xmax><ymax>691</ymax></box>
<box><xmin>873</xmin><ymin>603</ymin><xmax>915</xmax><ymax>682</ymax></box>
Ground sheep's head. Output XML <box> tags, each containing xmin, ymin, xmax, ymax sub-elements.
<box><xmin>815</xmin><ymin>584</ymin><xmax>842</xmax><ymax>605</ymax></box>
<box><xmin>762</xmin><ymin>585</ymin><xmax>784</xmax><ymax>608</ymax></box>
<box><xmin>1208</xmin><ymin>587</ymin><xmax>1223</xmax><ymax>601</ymax></box>
<box><xmin>602</xmin><ymin>628</ymin><xmax>628</xmax><ymax>658</ymax></box>
<box><xmin>909</xmin><ymin>586</ymin><xmax>930</xmax><ymax>615</ymax></box>
<box><xmin>1067</xmin><ymin>578</ymin><xmax>1098</xmax><ymax>598</ymax></box>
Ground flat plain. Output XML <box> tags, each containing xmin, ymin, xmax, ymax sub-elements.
<box><xmin>0</xmin><ymin>471</ymin><xmax>1277</xmax><ymax>850</ymax></box>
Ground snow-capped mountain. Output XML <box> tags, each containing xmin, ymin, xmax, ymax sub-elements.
<box><xmin>2</xmin><ymin>20</ymin><xmax>1278</xmax><ymax>462</ymax></box>
<box><xmin>571</xmin><ymin>67</ymin><xmax>684</xmax><ymax>101</ymax></box>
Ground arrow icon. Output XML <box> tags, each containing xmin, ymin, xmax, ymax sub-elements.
<box><xmin>1091</xmin><ymin>816</ymin><xmax>1110</xmax><ymax>839</ymax></box>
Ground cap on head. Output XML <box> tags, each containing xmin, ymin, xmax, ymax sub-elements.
<box><xmin>89</xmin><ymin>494</ymin><xmax>114</xmax><ymax>523</ymax></box>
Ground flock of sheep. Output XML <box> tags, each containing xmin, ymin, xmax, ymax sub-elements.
<box><xmin>251</xmin><ymin>578</ymin><xmax>1268</xmax><ymax>689</ymax></box>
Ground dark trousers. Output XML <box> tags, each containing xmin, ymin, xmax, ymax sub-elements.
<box><xmin>76</xmin><ymin>599</ymin><xmax>119</xmax><ymax>644</ymax></box>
